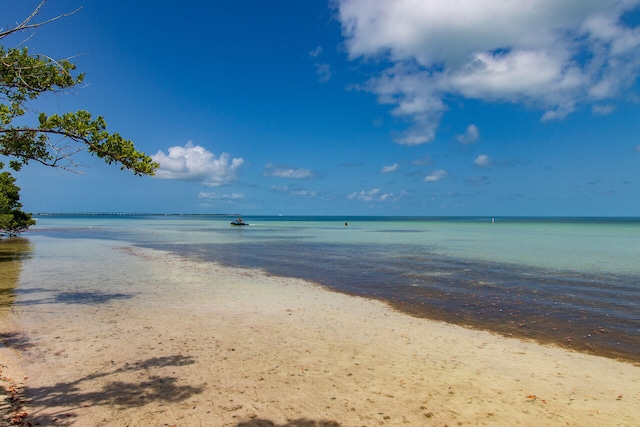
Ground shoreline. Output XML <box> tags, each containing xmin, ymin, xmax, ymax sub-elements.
<box><xmin>146</xmin><ymin>237</ymin><xmax>640</xmax><ymax>366</ymax></box>
<box><xmin>385</xmin><ymin>298</ymin><xmax>640</xmax><ymax>366</ymax></box>
<box><xmin>1</xmin><ymin>239</ymin><xmax>639</xmax><ymax>426</ymax></box>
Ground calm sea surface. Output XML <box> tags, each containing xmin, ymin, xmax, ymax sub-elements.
<box><xmin>10</xmin><ymin>215</ymin><xmax>640</xmax><ymax>362</ymax></box>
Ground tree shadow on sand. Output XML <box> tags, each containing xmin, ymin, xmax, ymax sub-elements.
<box><xmin>22</xmin><ymin>355</ymin><xmax>205</xmax><ymax>426</ymax></box>
<box><xmin>0</xmin><ymin>331</ymin><xmax>33</xmax><ymax>351</ymax></box>
<box><xmin>235</xmin><ymin>419</ymin><xmax>341</xmax><ymax>427</ymax></box>
<box><xmin>13</xmin><ymin>289</ymin><xmax>135</xmax><ymax>307</ymax></box>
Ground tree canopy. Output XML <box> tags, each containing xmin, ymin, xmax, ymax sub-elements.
<box><xmin>0</xmin><ymin>3</ymin><xmax>158</xmax><ymax>175</ymax></box>
<box><xmin>0</xmin><ymin>171</ymin><xmax>35</xmax><ymax>236</ymax></box>
<box><xmin>0</xmin><ymin>1</ymin><xmax>158</xmax><ymax>235</ymax></box>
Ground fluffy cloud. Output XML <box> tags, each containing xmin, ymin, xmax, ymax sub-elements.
<box><xmin>151</xmin><ymin>142</ymin><xmax>244</xmax><ymax>187</ymax></box>
<box><xmin>337</xmin><ymin>0</ymin><xmax>640</xmax><ymax>144</ymax></box>
<box><xmin>347</xmin><ymin>188</ymin><xmax>404</xmax><ymax>202</ymax></box>
<box><xmin>457</xmin><ymin>124</ymin><xmax>480</xmax><ymax>145</ymax></box>
<box><xmin>381</xmin><ymin>163</ymin><xmax>399</xmax><ymax>173</ymax></box>
<box><xmin>424</xmin><ymin>169</ymin><xmax>448</xmax><ymax>182</ymax></box>
<box><xmin>348</xmin><ymin>188</ymin><xmax>380</xmax><ymax>201</ymax></box>
<box><xmin>475</xmin><ymin>154</ymin><xmax>491</xmax><ymax>167</ymax></box>
<box><xmin>264</xmin><ymin>163</ymin><xmax>315</xmax><ymax>179</ymax></box>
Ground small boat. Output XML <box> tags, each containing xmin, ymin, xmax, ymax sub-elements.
<box><xmin>230</xmin><ymin>218</ymin><xmax>248</xmax><ymax>226</ymax></box>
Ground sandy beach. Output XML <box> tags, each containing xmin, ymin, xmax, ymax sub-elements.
<box><xmin>1</xmin><ymin>239</ymin><xmax>639</xmax><ymax>426</ymax></box>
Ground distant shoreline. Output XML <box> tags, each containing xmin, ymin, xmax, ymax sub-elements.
<box><xmin>33</xmin><ymin>213</ymin><xmax>640</xmax><ymax>222</ymax></box>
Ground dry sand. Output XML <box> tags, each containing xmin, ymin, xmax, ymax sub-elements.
<box><xmin>1</xmin><ymin>241</ymin><xmax>639</xmax><ymax>426</ymax></box>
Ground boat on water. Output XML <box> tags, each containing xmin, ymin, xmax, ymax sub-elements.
<box><xmin>230</xmin><ymin>217</ymin><xmax>248</xmax><ymax>226</ymax></box>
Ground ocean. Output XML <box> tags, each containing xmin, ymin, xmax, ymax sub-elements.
<box><xmin>6</xmin><ymin>214</ymin><xmax>640</xmax><ymax>363</ymax></box>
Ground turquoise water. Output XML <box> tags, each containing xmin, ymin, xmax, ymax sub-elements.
<box><xmin>15</xmin><ymin>215</ymin><xmax>640</xmax><ymax>362</ymax></box>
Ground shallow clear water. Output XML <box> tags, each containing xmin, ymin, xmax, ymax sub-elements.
<box><xmin>13</xmin><ymin>214</ymin><xmax>640</xmax><ymax>362</ymax></box>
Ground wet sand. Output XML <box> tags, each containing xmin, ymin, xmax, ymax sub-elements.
<box><xmin>1</xmin><ymin>239</ymin><xmax>639</xmax><ymax>426</ymax></box>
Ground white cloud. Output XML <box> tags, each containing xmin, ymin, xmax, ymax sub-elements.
<box><xmin>337</xmin><ymin>0</ymin><xmax>640</xmax><ymax>143</ymax></box>
<box><xmin>309</xmin><ymin>46</ymin><xmax>323</xmax><ymax>57</ymax></box>
<box><xmin>271</xmin><ymin>185</ymin><xmax>290</xmax><ymax>193</ymax></box>
<box><xmin>348</xmin><ymin>188</ymin><xmax>380</xmax><ymax>201</ymax></box>
<box><xmin>264</xmin><ymin>163</ymin><xmax>315</xmax><ymax>179</ymax></box>
<box><xmin>198</xmin><ymin>192</ymin><xmax>245</xmax><ymax>200</ymax></box>
<box><xmin>347</xmin><ymin>188</ymin><xmax>403</xmax><ymax>202</ymax></box>
<box><xmin>271</xmin><ymin>185</ymin><xmax>317</xmax><ymax>198</ymax></box>
<box><xmin>424</xmin><ymin>169</ymin><xmax>448</xmax><ymax>182</ymax></box>
<box><xmin>465</xmin><ymin>176</ymin><xmax>491</xmax><ymax>186</ymax></box>
<box><xmin>381</xmin><ymin>163</ymin><xmax>399</xmax><ymax>173</ymax></box>
<box><xmin>309</xmin><ymin>46</ymin><xmax>332</xmax><ymax>82</ymax></box>
<box><xmin>475</xmin><ymin>154</ymin><xmax>491</xmax><ymax>167</ymax></box>
<box><xmin>315</xmin><ymin>63</ymin><xmax>332</xmax><ymax>83</ymax></box>
<box><xmin>591</xmin><ymin>104</ymin><xmax>616</xmax><ymax>115</ymax></box>
<box><xmin>412</xmin><ymin>155</ymin><xmax>433</xmax><ymax>166</ymax></box>
<box><xmin>151</xmin><ymin>142</ymin><xmax>244</xmax><ymax>187</ymax></box>
<box><xmin>457</xmin><ymin>124</ymin><xmax>480</xmax><ymax>144</ymax></box>
<box><xmin>291</xmin><ymin>189</ymin><xmax>317</xmax><ymax>198</ymax></box>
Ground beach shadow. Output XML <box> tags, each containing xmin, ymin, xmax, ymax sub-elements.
<box><xmin>14</xmin><ymin>289</ymin><xmax>135</xmax><ymax>306</ymax></box>
<box><xmin>54</xmin><ymin>290</ymin><xmax>133</xmax><ymax>305</ymax></box>
<box><xmin>0</xmin><ymin>331</ymin><xmax>33</xmax><ymax>351</ymax></box>
<box><xmin>24</xmin><ymin>354</ymin><xmax>204</xmax><ymax>426</ymax></box>
<box><xmin>234</xmin><ymin>419</ymin><xmax>340</xmax><ymax>427</ymax></box>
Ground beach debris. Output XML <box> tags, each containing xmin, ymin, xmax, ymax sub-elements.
<box><xmin>1</xmin><ymin>366</ymin><xmax>29</xmax><ymax>426</ymax></box>
<box><xmin>526</xmin><ymin>395</ymin><xmax>547</xmax><ymax>404</ymax></box>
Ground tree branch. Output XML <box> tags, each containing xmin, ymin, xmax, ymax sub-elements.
<box><xmin>0</xmin><ymin>1</ymin><xmax>82</xmax><ymax>40</ymax></box>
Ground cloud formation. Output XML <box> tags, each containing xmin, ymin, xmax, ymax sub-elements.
<box><xmin>315</xmin><ymin>63</ymin><xmax>332</xmax><ymax>83</ymax></box>
<box><xmin>310</xmin><ymin>46</ymin><xmax>332</xmax><ymax>83</ymax></box>
<box><xmin>412</xmin><ymin>156</ymin><xmax>433</xmax><ymax>166</ymax></box>
<box><xmin>591</xmin><ymin>104</ymin><xmax>616</xmax><ymax>115</ymax></box>
<box><xmin>424</xmin><ymin>169</ymin><xmax>448</xmax><ymax>182</ymax></box>
<box><xmin>337</xmin><ymin>0</ymin><xmax>640</xmax><ymax>144</ymax></box>
<box><xmin>198</xmin><ymin>192</ymin><xmax>245</xmax><ymax>200</ymax></box>
<box><xmin>381</xmin><ymin>163</ymin><xmax>399</xmax><ymax>173</ymax></box>
<box><xmin>347</xmin><ymin>188</ymin><xmax>405</xmax><ymax>202</ymax></box>
<box><xmin>271</xmin><ymin>185</ymin><xmax>317</xmax><ymax>198</ymax></box>
<box><xmin>465</xmin><ymin>176</ymin><xmax>491</xmax><ymax>186</ymax></box>
<box><xmin>475</xmin><ymin>154</ymin><xmax>491</xmax><ymax>167</ymax></box>
<box><xmin>457</xmin><ymin>124</ymin><xmax>480</xmax><ymax>144</ymax></box>
<box><xmin>151</xmin><ymin>142</ymin><xmax>244</xmax><ymax>187</ymax></box>
<box><xmin>264</xmin><ymin>163</ymin><xmax>315</xmax><ymax>179</ymax></box>
<box><xmin>309</xmin><ymin>46</ymin><xmax>323</xmax><ymax>57</ymax></box>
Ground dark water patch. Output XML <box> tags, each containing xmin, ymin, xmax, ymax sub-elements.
<box><xmin>146</xmin><ymin>240</ymin><xmax>640</xmax><ymax>364</ymax></box>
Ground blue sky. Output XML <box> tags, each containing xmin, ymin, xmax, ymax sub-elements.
<box><xmin>3</xmin><ymin>0</ymin><xmax>640</xmax><ymax>216</ymax></box>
